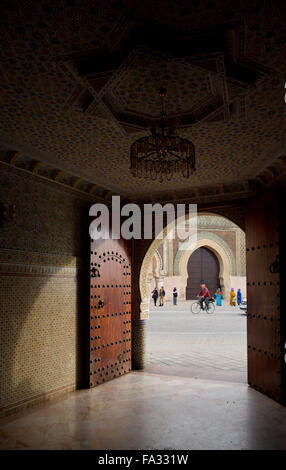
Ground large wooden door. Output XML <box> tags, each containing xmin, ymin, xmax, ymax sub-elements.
<box><xmin>245</xmin><ymin>189</ymin><xmax>283</xmax><ymax>403</ymax></box>
<box><xmin>88</xmin><ymin>237</ymin><xmax>132</xmax><ymax>387</ymax></box>
<box><xmin>186</xmin><ymin>247</ymin><xmax>220</xmax><ymax>299</ymax></box>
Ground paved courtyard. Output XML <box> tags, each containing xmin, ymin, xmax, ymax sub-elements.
<box><xmin>146</xmin><ymin>300</ymin><xmax>247</xmax><ymax>383</ymax></box>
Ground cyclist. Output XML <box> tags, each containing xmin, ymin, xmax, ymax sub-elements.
<box><xmin>197</xmin><ymin>282</ymin><xmax>211</xmax><ymax>311</ymax></box>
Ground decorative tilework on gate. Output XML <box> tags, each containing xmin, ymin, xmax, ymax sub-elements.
<box><xmin>173</xmin><ymin>231</ymin><xmax>236</xmax><ymax>276</ymax></box>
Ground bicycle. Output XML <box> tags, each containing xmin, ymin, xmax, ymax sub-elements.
<box><xmin>191</xmin><ymin>297</ymin><xmax>215</xmax><ymax>314</ymax></box>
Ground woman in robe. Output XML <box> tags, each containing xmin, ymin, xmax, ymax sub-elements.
<box><xmin>230</xmin><ymin>288</ymin><xmax>236</xmax><ymax>306</ymax></box>
<box><xmin>237</xmin><ymin>288</ymin><xmax>242</xmax><ymax>306</ymax></box>
<box><xmin>159</xmin><ymin>286</ymin><xmax>165</xmax><ymax>306</ymax></box>
<box><xmin>215</xmin><ymin>288</ymin><xmax>223</xmax><ymax>306</ymax></box>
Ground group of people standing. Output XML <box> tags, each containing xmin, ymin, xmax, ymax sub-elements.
<box><xmin>229</xmin><ymin>288</ymin><xmax>242</xmax><ymax>306</ymax></box>
<box><xmin>151</xmin><ymin>286</ymin><xmax>178</xmax><ymax>306</ymax></box>
<box><xmin>215</xmin><ymin>287</ymin><xmax>242</xmax><ymax>306</ymax></box>
<box><xmin>151</xmin><ymin>285</ymin><xmax>243</xmax><ymax>307</ymax></box>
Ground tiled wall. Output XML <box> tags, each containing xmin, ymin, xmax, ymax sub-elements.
<box><xmin>172</xmin><ymin>223</ymin><xmax>246</xmax><ymax>277</ymax></box>
<box><xmin>0</xmin><ymin>164</ymin><xmax>92</xmax><ymax>416</ymax></box>
<box><xmin>0</xmin><ymin>165</ymin><xmax>89</xmax><ymax>255</ymax></box>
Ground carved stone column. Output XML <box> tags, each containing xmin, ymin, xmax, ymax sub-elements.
<box><xmin>168</xmin><ymin>238</ymin><xmax>174</xmax><ymax>276</ymax></box>
<box><xmin>154</xmin><ymin>275</ymin><xmax>160</xmax><ymax>289</ymax></box>
<box><xmin>131</xmin><ymin>238</ymin><xmax>149</xmax><ymax>370</ymax></box>
<box><xmin>162</xmin><ymin>239</ymin><xmax>168</xmax><ymax>275</ymax></box>
<box><xmin>132</xmin><ymin>318</ymin><xmax>146</xmax><ymax>370</ymax></box>
<box><xmin>157</xmin><ymin>276</ymin><xmax>164</xmax><ymax>289</ymax></box>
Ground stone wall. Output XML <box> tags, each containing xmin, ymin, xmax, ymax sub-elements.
<box><xmin>0</xmin><ymin>164</ymin><xmax>93</xmax><ymax>416</ymax></box>
<box><xmin>148</xmin><ymin>275</ymin><xmax>182</xmax><ymax>301</ymax></box>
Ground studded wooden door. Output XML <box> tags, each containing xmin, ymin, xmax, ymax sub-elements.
<box><xmin>89</xmin><ymin>238</ymin><xmax>132</xmax><ymax>387</ymax></box>
<box><xmin>186</xmin><ymin>247</ymin><xmax>220</xmax><ymax>299</ymax></box>
<box><xmin>245</xmin><ymin>189</ymin><xmax>282</xmax><ymax>403</ymax></box>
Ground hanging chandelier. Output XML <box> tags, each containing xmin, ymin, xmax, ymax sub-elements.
<box><xmin>130</xmin><ymin>88</ymin><xmax>195</xmax><ymax>182</ymax></box>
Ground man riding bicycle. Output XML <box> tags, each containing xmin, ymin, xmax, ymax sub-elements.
<box><xmin>197</xmin><ymin>282</ymin><xmax>211</xmax><ymax>310</ymax></box>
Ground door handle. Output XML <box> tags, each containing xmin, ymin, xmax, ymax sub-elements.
<box><xmin>97</xmin><ymin>298</ymin><xmax>104</xmax><ymax>309</ymax></box>
<box><xmin>91</xmin><ymin>267</ymin><xmax>100</xmax><ymax>278</ymax></box>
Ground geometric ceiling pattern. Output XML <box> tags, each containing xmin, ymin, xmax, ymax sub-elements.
<box><xmin>0</xmin><ymin>0</ymin><xmax>285</xmax><ymax>201</ymax></box>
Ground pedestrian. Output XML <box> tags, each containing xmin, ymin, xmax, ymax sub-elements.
<box><xmin>215</xmin><ymin>288</ymin><xmax>223</xmax><ymax>306</ymax></box>
<box><xmin>151</xmin><ymin>287</ymin><xmax>158</xmax><ymax>306</ymax></box>
<box><xmin>173</xmin><ymin>287</ymin><xmax>178</xmax><ymax>305</ymax></box>
<box><xmin>159</xmin><ymin>286</ymin><xmax>165</xmax><ymax>306</ymax></box>
<box><xmin>230</xmin><ymin>288</ymin><xmax>236</xmax><ymax>306</ymax></box>
<box><xmin>237</xmin><ymin>288</ymin><xmax>242</xmax><ymax>306</ymax></box>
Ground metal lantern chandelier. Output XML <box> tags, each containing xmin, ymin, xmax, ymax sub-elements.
<box><xmin>130</xmin><ymin>88</ymin><xmax>195</xmax><ymax>182</ymax></box>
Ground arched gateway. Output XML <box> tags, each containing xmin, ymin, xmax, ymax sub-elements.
<box><xmin>186</xmin><ymin>247</ymin><xmax>220</xmax><ymax>299</ymax></box>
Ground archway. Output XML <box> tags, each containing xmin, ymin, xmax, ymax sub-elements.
<box><xmin>140</xmin><ymin>214</ymin><xmax>238</xmax><ymax>318</ymax></box>
<box><xmin>146</xmin><ymin>249</ymin><xmax>162</xmax><ymax>296</ymax></box>
<box><xmin>186</xmin><ymin>246</ymin><xmax>220</xmax><ymax>300</ymax></box>
<box><xmin>136</xmin><ymin>211</ymin><xmax>248</xmax><ymax>385</ymax></box>
<box><xmin>141</xmin><ymin>214</ymin><xmax>247</xmax><ymax>385</ymax></box>
<box><xmin>175</xmin><ymin>232</ymin><xmax>235</xmax><ymax>300</ymax></box>
<box><xmin>133</xmin><ymin>191</ymin><xmax>283</xmax><ymax>403</ymax></box>
<box><xmin>139</xmin><ymin>235</ymin><xmax>166</xmax><ymax>319</ymax></box>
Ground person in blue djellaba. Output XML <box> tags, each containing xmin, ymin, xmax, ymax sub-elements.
<box><xmin>215</xmin><ymin>288</ymin><xmax>223</xmax><ymax>306</ymax></box>
<box><xmin>173</xmin><ymin>287</ymin><xmax>178</xmax><ymax>305</ymax></box>
<box><xmin>237</xmin><ymin>288</ymin><xmax>242</xmax><ymax>306</ymax></box>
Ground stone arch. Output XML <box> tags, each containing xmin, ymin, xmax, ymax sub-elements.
<box><xmin>174</xmin><ymin>231</ymin><xmax>236</xmax><ymax>276</ymax></box>
<box><xmin>146</xmin><ymin>249</ymin><xmax>165</xmax><ymax>301</ymax></box>
<box><xmin>139</xmin><ymin>236</ymin><xmax>164</xmax><ymax>319</ymax></box>
<box><xmin>154</xmin><ymin>248</ymin><xmax>163</xmax><ymax>273</ymax></box>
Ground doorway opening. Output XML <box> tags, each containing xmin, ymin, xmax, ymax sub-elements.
<box><xmin>140</xmin><ymin>213</ymin><xmax>247</xmax><ymax>384</ymax></box>
<box><xmin>186</xmin><ymin>247</ymin><xmax>220</xmax><ymax>300</ymax></box>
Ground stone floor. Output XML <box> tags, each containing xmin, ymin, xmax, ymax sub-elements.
<box><xmin>1</xmin><ymin>301</ymin><xmax>286</xmax><ymax>450</ymax></box>
<box><xmin>146</xmin><ymin>301</ymin><xmax>247</xmax><ymax>383</ymax></box>
<box><xmin>1</xmin><ymin>372</ymin><xmax>286</xmax><ymax>450</ymax></box>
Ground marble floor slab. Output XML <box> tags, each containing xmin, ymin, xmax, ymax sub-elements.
<box><xmin>1</xmin><ymin>371</ymin><xmax>286</xmax><ymax>450</ymax></box>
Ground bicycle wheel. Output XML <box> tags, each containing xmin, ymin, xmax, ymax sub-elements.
<box><xmin>191</xmin><ymin>302</ymin><xmax>201</xmax><ymax>314</ymax></box>
<box><xmin>206</xmin><ymin>302</ymin><xmax>215</xmax><ymax>314</ymax></box>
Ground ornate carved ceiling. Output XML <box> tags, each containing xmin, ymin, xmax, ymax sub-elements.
<box><xmin>0</xmin><ymin>0</ymin><xmax>285</xmax><ymax>201</ymax></box>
